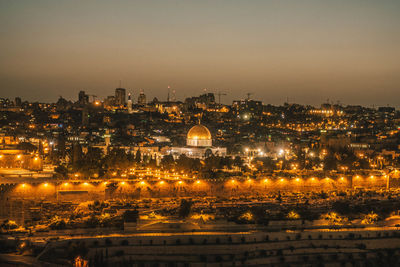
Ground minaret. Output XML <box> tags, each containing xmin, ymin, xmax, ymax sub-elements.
<box><xmin>128</xmin><ymin>93</ymin><xmax>133</xmax><ymax>114</ymax></box>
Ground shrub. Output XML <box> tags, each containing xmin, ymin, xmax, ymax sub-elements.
<box><xmin>115</xmin><ymin>250</ymin><xmax>124</xmax><ymax>256</ymax></box>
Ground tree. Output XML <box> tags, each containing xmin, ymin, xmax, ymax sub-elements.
<box><xmin>287</xmin><ymin>211</ymin><xmax>300</xmax><ymax>220</ymax></box>
<box><xmin>16</xmin><ymin>142</ymin><xmax>37</xmax><ymax>152</ymax></box>
<box><xmin>361</xmin><ymin>212</ymin><xmax>379</xmax><ymax>225</ymax></box>
<box><xmin>178</xmin><ymin>199</ymin><xmax>192</xmax><ymax>218</ymax></box>
<box><xmin>72</xmin><ymin>142</ymin><xmax>83</xmax><ymax>171</ymax></box>
<box><xmin>147</xmin><ymin>155</ymin><xmax>157</xmax><ymax>168</ymax></box>
<box><xmin>323</xmin><ymin>153</ymin><xmax>337</xmax><ymax>171</ymax></box>
<box><xmin>176</xmin><ymin>154</ymin><xmax>192</xmax><ymax>172</ymax></box>
<box><xmin>49</xmin><ymin>215</ymin><xmax>67</xmax><ymax>230</ymax></box>
<box><xmin>57</xmin><ymin>134</ymin><xmax>66</xmax><ymax>157</ymax></box>
<box><xmin>135</xmin><ymin>150</ymin><xmax>141</xmax><ymax>163</ymax></box>
<box><xmin>55</xmin><ymin>164</ymin><xmax>68</xmax><ymax>178</ymax></box>
<box><xmin>81</xmin><ymin>147</ymin><xmax>104</xmax><ymax>176</ymax></box>
<box><xmin>204</xmin><ymin>155</ymin><xmax>222</xmax><ymax>171</ymax></box>
<box><xmin>322</xmin><ymin>212</ymin><xmax>348</xmax><ymax>226</ymax></box>
<box><xmin>161</xmin><ymin>155</ymin><xmax>175</xmax><ymax>169</ymax></box>
<box><xmin>233</xmin><ymin>156</ymin><xmax>244</xmax><ymax>169</ymax></box>
<box><xmin>1</xmin><ymin>220</ymin><xmax>18</xmax><ymax>230</ymax></box>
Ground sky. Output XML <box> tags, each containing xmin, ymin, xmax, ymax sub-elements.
<box><xmin>0</xmin><ymin>0</ymin><xmax>400</xmax><ymax>107</ymax></box>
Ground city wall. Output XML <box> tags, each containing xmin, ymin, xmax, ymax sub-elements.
<box><xmin>0</xmin><ymin>175</ymin><xmax>390</xmax><ymax>202</ymax></box>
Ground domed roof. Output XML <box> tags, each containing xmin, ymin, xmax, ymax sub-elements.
<box><xmin>187</xmin><ymin>125</ymin><xmax>211</xmax><ymax>140</ymax></box>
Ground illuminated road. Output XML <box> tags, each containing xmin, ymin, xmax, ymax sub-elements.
<box><xmin>0</xmin><ymin>253</ymin><xmax>41</xmax><ymax>266</ymax></box>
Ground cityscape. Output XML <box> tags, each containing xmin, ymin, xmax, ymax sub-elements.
<box><xmin>1</xmin><ymin>1</ymin><xmax>400</xmax><ymax>267</ymax></box>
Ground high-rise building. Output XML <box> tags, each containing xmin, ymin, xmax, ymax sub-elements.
<box><xmin>82</xmin><ymin>107</ymin><xmax>89</xmax><ymax>126</ymax></box>
<box><xmin>115</xmin><ymin>88</ymin><xmax>126</xmax><ymax>106</ymax></box>
<box><xmin>138</xmin><ymin>90</ymin><xmax>146</xmax><ymax>105</ymax></box>
<box><xmin>14</xmin><ymin>97</ymin><xmax>22</xmax><ymax>106</ymax></box>
<box><xmin>78</xmin><ymin>91</ymin><xmax>89</xmax><ymax>105</ymax></box>
<box><xmin>104</xmin><ymin>96</ymin><xmax>115</xmax><ymax>107</ymax></box>
<box><xmin>127</xmin><ymin>93</ymin><xmax>133</xmax><ymax>114</ymax></box>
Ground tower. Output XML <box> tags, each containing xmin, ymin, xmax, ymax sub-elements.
<box><xmin>78</xmin><ymin>91</ymin><xmax>89</xmax><ymax>105</ymax></box>
<box><xmin>138</xmin><ymin>89</ymin><xmax>146</xmax><ymax>105</ymax></box>
<box><xmin>115</xmin><ymin>88</ymin><xmax>126</xmax><ymax>106</ymax></box>
<box><xmin>127</xmin><ymin>93</ymin><xmax>133</xmax><ymax>114</ymax></box>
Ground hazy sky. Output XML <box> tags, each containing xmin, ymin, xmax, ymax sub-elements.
<box><xmin>1</xmin><ymin>0</ymin><xmax>400</xmax><ymax>106</ymax></box>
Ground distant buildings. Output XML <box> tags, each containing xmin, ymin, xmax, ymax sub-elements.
<box><xmin>185</xmin><ymin>93</ymin><xmax>215</xmax><ymax>110</ymax></box>
<box><xmin>232</xmin><ymin>99</ymin><xmax>263</xmax><ymax>118</ymax></box>
<box><xmin>127</xmin><ymin>93</ymin><xmax>133</xmax><ymax>113</ymax></box>
<box><xmin>78</xmin><ymin>90</ymin><xmax>89</xmax><ymax>105</ymax></box>
<box><xmin>0</xmin><ymin>134</ymin><xmax>43</xmax><ymax>171</ymax></box>
<box><xmin>138</xmin><ymin>90</ymin><xmax>146</xmax><ymax>105</ymax></box>
<box><xmin>115</xmin><ymin>88</ymin><xmax>126</xmax><ymax>106</ymax></box>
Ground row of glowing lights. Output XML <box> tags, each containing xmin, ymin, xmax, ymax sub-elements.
<box><xmin>19</xmin><ymin>180</ymin><xmax>199</xmax><ymax>188</ymax></box>
<box><xmin>0</xmin><ymin>154</ymin><xmax>40</xmax><ymax>161</ymax></box>
<box><xmin>232</xmin><ymin>175</ymin><xmax>383</xmax><ymax>184</ymax></box>
<box><xmin>18</xmin><ymin>175</ymin><xmax>385</xmax><ymax>189</ymax></box>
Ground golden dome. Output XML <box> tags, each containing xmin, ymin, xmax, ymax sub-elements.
<box><xmin>187</xmin><ymin>125</ymin><xmax>211</xmax><ymax>140</ymax></box>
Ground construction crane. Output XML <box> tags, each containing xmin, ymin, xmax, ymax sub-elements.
<box><xmin>246</xmin><ymin>93</ymin><xmax>253</xmax><ymax>100</ymax></box>
<box><xmin>217</xmin><ymin>92</ymin><xmax>227</xmax><ymax>105</ymax></box>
